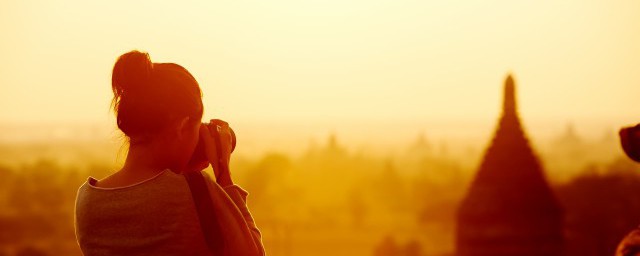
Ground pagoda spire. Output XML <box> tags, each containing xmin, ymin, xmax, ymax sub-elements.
<box><xmin>456</xmin><ymin>73</ymin><xmax>563</xmax><ymax>256</ymax></box>
<box><xmin>503</xmin><ymin>74</ymin><xmax>517</xmax><ymax>117</ymax></box>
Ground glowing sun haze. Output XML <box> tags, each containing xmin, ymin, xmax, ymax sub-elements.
<box><xmin>1</xmin><ymin>0</ymin><xmax>639</xmax><ymax>144</ymax></box>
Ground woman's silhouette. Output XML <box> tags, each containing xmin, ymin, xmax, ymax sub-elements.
<box><xmin>74</xmin><ymin>50</ymin><xmax>264</xmax><ymax>255</ymax></box>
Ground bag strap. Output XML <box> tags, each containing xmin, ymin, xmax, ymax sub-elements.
<box><xmin>184</xmin><ymin>171</ymin><xmax>224</xmax><ymax>253</ymax></box>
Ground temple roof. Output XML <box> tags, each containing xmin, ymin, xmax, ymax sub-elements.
<box><xmin>456</xmin><ymin>74</ymin><xmax>563</xmax><ymax>256</ymax></box>
<box><xmin>459</xmin><ymin>73</ymin><xmax>561</xmax><ymax>219</ymax></box>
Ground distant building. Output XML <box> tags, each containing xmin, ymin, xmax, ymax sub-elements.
<box><xmin>551</xmin><ymin>123</ymin><xmax>585</xmax><ymax>156</ymax></box>
<box><xmin>555</xmin><ymin>123</ymin><xmax>582</xmax><ymax>146</ymax></box>
<box><xmin>456</xmin><ymin>74</ymin><xmax>564</xmax><ymax>256</ymax></box>
<box><xmin>411</xmin><ymin>132</ymin><xmax>432</xmax><ymax>154</ymax></box>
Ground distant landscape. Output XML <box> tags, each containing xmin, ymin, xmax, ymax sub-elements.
<box><xmin>0</xmin><ymin>118</ymin><xmax>637</xmax><ymax>256</ymax></box>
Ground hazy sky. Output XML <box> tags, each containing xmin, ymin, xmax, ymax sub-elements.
<box><xmin>1</xmin><ymin>1</ymin><xmax>639</xmax><ymax>142</ymax></box>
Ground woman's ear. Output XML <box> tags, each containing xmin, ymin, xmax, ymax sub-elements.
<box><xmin>174</xmin><ymin>117</ymin><xmax>191</xmax><ymax>139</ymax></box>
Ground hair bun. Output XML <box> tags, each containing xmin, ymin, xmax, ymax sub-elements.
<box><xmin>112</xmin><ymin>50</ymin><xmax>153</xmax><ymax>96</ymax></box>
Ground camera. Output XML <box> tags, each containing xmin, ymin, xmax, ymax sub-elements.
<box><xmin>190</xmin><ymin>123</ymin><xmax>237</xmax><ymax>163</ymax></box>
<box><xmin>620</xmin><ymin>124</ymin><xmax>640</xmax><ymax>163</ymax></box>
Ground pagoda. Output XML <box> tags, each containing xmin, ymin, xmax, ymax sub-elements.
<box><xmin>456</xmin><ymin>74</ymin><xmax>564</xmax><ymax>256</ymax></box>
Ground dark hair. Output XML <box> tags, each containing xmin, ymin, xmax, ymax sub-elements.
<box><xmin>111</xmin><ymin>50</ymin><xmax>203</xmax><ymax>142</ymax></box>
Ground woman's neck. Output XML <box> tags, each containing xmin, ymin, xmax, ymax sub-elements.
<box><xmin>122</xmin><ymin>143</ymin><xmax>167</xmax><ymax>173</ymax></box>
<box><xmin>96</xmin><ymin>143</ymin><xmax>169</xmax><ymax>188</ymax></box>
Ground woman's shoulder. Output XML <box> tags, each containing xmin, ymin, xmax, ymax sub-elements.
<box><xmin>74</xmin><ymin>169</ymin><xmax>210</xmax><ymax>256</ymax></box>
<box><xmin>79</xmin><ymin>169</ymin><xmax>184</xmax><ymax>192</ymax></box>
<box><xmin>75</xmin><ymin>169</ymin><xmax>192</xmax><ymax>212</ymax></box>
<box><xmin>74</xmin><ymin>169</ymin><xmax>200</xmax><ymax>234</ymax></box>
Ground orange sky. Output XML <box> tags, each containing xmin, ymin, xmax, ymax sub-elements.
<box><xmin>1</xmin><ymin>1</ymin><xmax>639</xmax><ymax>145</ymax></box>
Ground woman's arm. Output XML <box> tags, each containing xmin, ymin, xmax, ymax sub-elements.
<box><xmin>221</xmin><ymin>184</ymin><xmax>265</xmax><ymax>255</ymax></box>
<box><xmin>199</xmin><ymin>120</ymin><xmax>265</xmax><ymax>255</ymax></box>
<box><xmin>202</xmin><ymin>171</ymin><xmax>266</xmax><ymax>255</ymax></box>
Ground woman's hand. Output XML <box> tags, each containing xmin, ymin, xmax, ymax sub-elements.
<box><xmin>200</xmin><ymin>119</ymin><xmax>234</xmax><ymax>186</ymax></box>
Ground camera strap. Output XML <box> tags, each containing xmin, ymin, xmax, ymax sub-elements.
<box><xmin>184</xmin><ymin>171</ymin><xmax>225</xmax><ymax>254</ymax></box>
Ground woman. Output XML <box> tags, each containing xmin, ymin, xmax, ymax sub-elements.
<box><xmin>75</xmin><ymin>50</ymin><xmax>264</xmax><ymax>256</ymax></box>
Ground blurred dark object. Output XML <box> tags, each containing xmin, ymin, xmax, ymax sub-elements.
<box><xmin>620</xmin><ymin>124</ymin><xmax>640</xmax><ymax>163</ymax></box>
<box><xmin>191</xmin><ymin>123</ymin><xmax>236</xmax><ymax>163</ymax></box>
<box><xmin>557</xmin><ymin>160</ymin><xmax>640</xmax><ymax>256</ymax></box>
<box><xmin>616</xmin><ymin>227</ymin><xmax>640</xmax><ymax>256</ymax></box>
